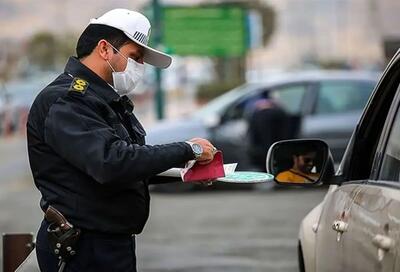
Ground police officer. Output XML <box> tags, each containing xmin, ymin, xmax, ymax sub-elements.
<box><xmin>27</xmin><ymin>9</ymin><xmax>216</xmax><ymax>272</ymax></box>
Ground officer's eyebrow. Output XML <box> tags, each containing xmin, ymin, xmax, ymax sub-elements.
<box><xmin>129</xmin><ymin>52</ymin><xmax>142</xmax><ymax>59</ymax></box>
<box><xmin>129</xmin><ymin>48</ymin><xmax>144</xmax><ymax>60</ymax></box>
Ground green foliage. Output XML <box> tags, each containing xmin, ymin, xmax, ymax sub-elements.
<box><xmin>27</xmin><ymin>31</ymin><xmax>78</xmax><ymax>70</ymax></box>
<box><xmin>28</xmin><ymin>32</ymin><xmax>57</xmax><ymax>70</ymax></box>
<box><xmin>57</xmin><ymin>32</ymin><xmax>78</xmax><ymax>64</ymax></box>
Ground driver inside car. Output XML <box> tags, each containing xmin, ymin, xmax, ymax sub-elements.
<box><xmin>276</xmin><ymin>147</ymin><xmax>319</xmax><ymax>183</ymax></box>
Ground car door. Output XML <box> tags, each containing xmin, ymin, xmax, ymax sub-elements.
<box><xmin>211</xmin><ymin>83</ymin><xmax>309</xmax><ymax>170</ymax></box>
<box><xmin>314</xmin><ymin>183</ymin><xmax>362</xmax><ymax>272</ymax></box>
<box><xmin>210</xmin><ymin>89</ymin><xmax>266</xmax><ymax>169</ymax></box>
<box><xmin>341</xmin><ymin>185</ymin><xmax>398</xmax><ymax>272</ymax></box>
<box><xmin>315</xmin><ymin>63</ymin><xmax>400</xmax><ymax>271</ymax></box>
<box><xmin>339</xmin><ymin>87</ymin><xmax>400</xmax><ymax>272</ymax></box>
<box><xmin>301</xmin><ymin>80</ymin><xmax>376</xmax><ymax>162</ymax></box>
<box><xmin>316</xmin><ymin>182</ymin><xmax>399</xmax><ymax>272</ymax></box>
<box><xmin>269</xmin><ymin>83</ymin><xmax>311</xmax><ymax>138</ymax></box>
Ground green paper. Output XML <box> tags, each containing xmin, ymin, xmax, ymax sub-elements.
<box><xmin>217</xmin><ymin>171</ymin><xmax>274</xmax><ymax>183</ymax></box>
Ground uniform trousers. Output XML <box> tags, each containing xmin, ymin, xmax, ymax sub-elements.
<box><xmin>36</xmin><ymin>220</ymin><xmax>137</xmax><ymax>272</ymax></box>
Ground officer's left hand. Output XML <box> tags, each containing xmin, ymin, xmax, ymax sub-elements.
<box><xmin>188</xmin><ymin>138</ymin><xmax>216</xmax><ymax>165</ymax></box>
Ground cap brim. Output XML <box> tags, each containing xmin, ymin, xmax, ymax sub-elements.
<box><xmin>124</xmin><ymin>31</ymin><xmax>172</xmax><ymax>69</ymax></box>
<box><xmin>88</xmin><ymin>20</ymin><xmax>172</xmax><ymax>68</ymax></box>
<box><xmin>142</xmin><ymin>44</ymin><xmax>172</xmax><ymax>69</ymax></box>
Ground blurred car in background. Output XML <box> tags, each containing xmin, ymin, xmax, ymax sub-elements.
<box><xmin>0</xmin><ymin>73</ymin><xmax>57</xmax><ymax>136</ymax></box>
<box><xmin>147</xmin><ymin>70</ymin><xmax>380</xmax><ymax>174</ymax></box>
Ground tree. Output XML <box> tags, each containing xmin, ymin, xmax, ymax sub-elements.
<box><xmin>245</xmin><ymin>0</ymin><xmax>276</xmax><ymax>46</ymax></box>
<box><xmin>56</xmin><ymin>32</ymin><xmax>78</xmax><ymax>65</ymax></box>
<box><xmin>28</xmin><ymin>32</ymin><xmax>58</xmax><ymax>70</ymax></box>
<box><xmin>27</xmin><ymin>31</ymin><xmax>78</xmax><ymax>71</ymax></box>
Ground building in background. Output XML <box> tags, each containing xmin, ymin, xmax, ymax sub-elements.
<box><xmin>1</xmin><ymin>0</ymin><xmax>400</xmax><ymax>82</ymax></box>
<box><xmin>247</xmin><ymin>0</ymin><xmax>400</xmax><ymax>81</ymax></box>
<box><xmin>377</xmin><ymin>0</ymin><xmax>400</xmax><ymax>61</ymax></box>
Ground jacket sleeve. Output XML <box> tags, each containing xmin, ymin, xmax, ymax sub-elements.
<box><xmin>44</xmin><ymin>94</ymin><xmax>194</xmax><ymax>184</ymax></box>
<box><xmin>147</xmin><ymin>175</ymin><xmax>183</xmax><ymax>185</ymax></box>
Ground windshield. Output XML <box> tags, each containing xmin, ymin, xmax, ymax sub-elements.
<box><xmin>192</xmin><ymin>83</ymin><xmax>260</xmax><ymax>119</ymax></box>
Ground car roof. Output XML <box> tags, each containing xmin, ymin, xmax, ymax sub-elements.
<box><xmin>248</xmin><ymin>70</ymin><xmax>381</xmax><ymax>88</ymax></box>
<box><xmin>193</xmin><ymin>70</ymin><xmax>381</xmax><ymax>120</ymax></box>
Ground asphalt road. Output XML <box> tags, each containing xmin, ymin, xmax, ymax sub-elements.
<box><xmin>0</xmin><ymin>136</ymin><xmax>327</xmax><ymax>272</ymax></box>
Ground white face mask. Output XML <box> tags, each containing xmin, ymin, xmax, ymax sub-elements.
<box><xmin>107</xmin><ymin>44</ymin><xmax>145</xmax><ymax>96</ymax></box>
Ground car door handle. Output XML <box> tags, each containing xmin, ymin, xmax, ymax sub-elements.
<box><xmin>372</xmin><ymin>234</ymin><xmax>394</xmax><ymax>250</ymax></box>
<box><xmin>332</xmin><ymin>220</ymin><xmax>348</xmax><ymax>242</ymax></box>
<box><xmin>332</xmin><ymin>220</ymin><xmax>348</xmax><ymax>232</ymax></box>
<box><xmin>372</xmin><ymin>234</ymin><xmax>395</xmax><ymax>262</ymax></box>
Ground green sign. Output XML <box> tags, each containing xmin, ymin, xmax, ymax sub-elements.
<box><xmin>163</xmin><ymin>6</ymin><xmax>247</xmax><ymax>57</ymax></box>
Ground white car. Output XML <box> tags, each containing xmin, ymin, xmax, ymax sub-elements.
<box><xmin>267</xmin><ymin>49</ymin><xmax>400</xmax><ymax>272</ymax></box>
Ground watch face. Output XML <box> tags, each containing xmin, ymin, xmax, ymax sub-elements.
<box><xmin>192</xmin><ymin>143</ymin><xmax>203</xmax><ymax>155</ymax></box>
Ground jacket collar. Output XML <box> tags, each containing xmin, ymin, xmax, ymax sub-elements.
<box><xmin>64</xmin><ymin>56</ymin><xmax>120</xmax><ymax>104</ymax></box>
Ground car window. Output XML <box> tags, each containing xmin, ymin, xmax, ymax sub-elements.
<box><xmin>222</xmin><ymin>84</ymin><xmax>307</xmax><ymax>122</ymax></box>
<box><xmin>314</xmin><ymin>81</ymin><xmax>375</xmax><ymax>115</ymax></box>
<box><xmin>222</xmin><ymin>91</ymin><xmax>268</xmax><ymax>122</ymax></box>
<box><xmin>270</xmin><ymin>84</ymin><xmax>307</xmax><ymax>115</ymax></box>
<box><xmin>378</xmin><ymin>104</ymin><xmax>400</xmax><ymax>181</ymax></box>
<box><xmin>192</xmin><ymin>83</ymin><xmax>261</xmax><ymax>119</ymax></box>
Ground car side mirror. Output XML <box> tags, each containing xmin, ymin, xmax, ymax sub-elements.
<box><xmin>266</xmin><ymin>139</ymin><xmax>335</xmax><ymax>186</ymax></box>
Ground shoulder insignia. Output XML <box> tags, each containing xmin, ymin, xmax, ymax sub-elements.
<box><xmin>68</xmin><ymin>77</ymin><xmax>89</xmax><ymax>95</ymax></box>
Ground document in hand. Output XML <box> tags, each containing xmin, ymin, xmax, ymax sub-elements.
<box><xmin>158</xmin><ymin>151</ymin><xmax>273</xmax><ymax>184</ymax></box>
<box><xmin>181</xmin><ymin>151</ymin><xmax>225</xmax><ymax>182</ymax></box>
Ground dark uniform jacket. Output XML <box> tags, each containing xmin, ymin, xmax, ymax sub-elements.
<box><xmin>248</xmin><ymin>106</ymin><xmax>291</xmax><ymax>170</ymax></box>
<box><xmin>27</xmin><ymin>57</ymin><xmax>194</xmax><ymax>234</ymax></box>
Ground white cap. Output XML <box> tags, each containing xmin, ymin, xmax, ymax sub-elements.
<box><xmin>89</xmin><ymin>8</ymin><xmax>172</xmax><ymax>69</ymax></box>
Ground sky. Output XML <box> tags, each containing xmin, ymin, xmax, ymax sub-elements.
<box><xmin>0</xmin><ymin>0</ymin><xmax>146</xmax><ymax>40</ymax></box>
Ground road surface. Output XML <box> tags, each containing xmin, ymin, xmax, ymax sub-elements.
<box><xmin>0</xmin><ymin>136</ymin><xmax>326</xmax><ymax>272</ymax></box>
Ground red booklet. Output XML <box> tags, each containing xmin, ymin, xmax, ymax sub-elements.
<box><xmin>181</xmin><ymin>151</ymin><xmax>225</xmax><ymax>182</ymax></box>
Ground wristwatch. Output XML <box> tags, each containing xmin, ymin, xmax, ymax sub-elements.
<box><xmin>185</xmin><ymin>141</ymin><xmax>203</xmax><ymax>160</ymax></box>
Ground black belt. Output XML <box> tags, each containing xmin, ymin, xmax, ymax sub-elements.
<box><xmin>43</xmin><ymin>218</ymin><xmax>135</xmax><ymax>240</ymax></box>
<box><xmin>79</xmin><ymin>228</ymin><xmax>136</xmax><ymax>240</ymax></box>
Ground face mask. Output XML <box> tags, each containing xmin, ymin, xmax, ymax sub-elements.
<box><xmin>106</xmin><ymin>44</ymin><xmax>145</xmax><ymax>96</ymax></box>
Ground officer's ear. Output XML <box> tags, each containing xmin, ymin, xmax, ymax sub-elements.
<box><xmin>97</xmin><ymin>39</ymin><xmax>113</xmax><ymax>61</ymax></box>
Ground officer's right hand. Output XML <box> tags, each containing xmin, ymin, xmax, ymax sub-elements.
<box><xmin>188</xmin><ymin>138</ymin><xmax>216</xmax><ymax>165</ymax></box>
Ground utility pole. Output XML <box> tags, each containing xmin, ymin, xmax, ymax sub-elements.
<box><xmin>153</xmin><ymin>0</ymin><xmax>164</xmax><ymax>119</ymax></box>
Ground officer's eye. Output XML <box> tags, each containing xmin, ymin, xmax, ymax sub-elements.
<box><xmin>135</xmin><ymin>56</ymin><xmax>144</xmax><ymax>64</ymax></box>
<box><xmin>130</xmin><ymin>54</ymin><xmax>143</xmax><ymax>64</ymax></box>
<box><xmin>137</xmin><ymin>57</ymin><xmax>144</xmax><ymax>64</ymax></box>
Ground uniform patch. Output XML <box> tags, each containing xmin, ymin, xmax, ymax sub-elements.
<box><xmin>69</xmin><ymin>77</ymin><xmax>89</xmax><ymax>95</ymax></box>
